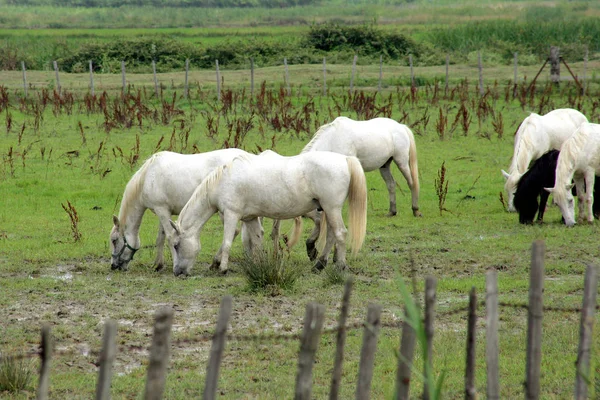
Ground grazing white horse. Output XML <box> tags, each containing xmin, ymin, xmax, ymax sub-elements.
<box><xmin>502</xmin><ymin>108</ymin><xmax>588</xmax><ymax>212</ymax></box>
<box><xmin>273</xmin><ymin>116</ymin><xmax>420</xmax><ymax>260</ymax></box>
<box><xmin>168</xmin><ymin>151</ymin><xmax>367</xmax><ymax>276</ymax></box>
<box><xmin>545</xmin><ymin>122</ymin><xmax>600</xmax><ymax>226</ymax></box>
<box><xmin>110</xmin><ymin>149</ymin><xmax>262</xmax><ymax>271</ymax></box>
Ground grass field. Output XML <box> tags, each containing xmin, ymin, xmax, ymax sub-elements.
<box><xmin>1</xmin><ymin>59</ymin><xmax>599</xmax><ymax>398</ymax></box>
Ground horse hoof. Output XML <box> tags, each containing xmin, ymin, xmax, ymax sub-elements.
<box><xmin>386</xmin><ymin>211</ymin><xmax>397</xmax><ymax>217</ymax></box>
<box><xmin>413</xmin><ymin>210</ymin><xmax>422</xmax><ymax>217</ymax></box>
<box><xmin>154</xmin><ymin>263</ymin><xmax>164</xmax><ymax>272</ymax></box>
<box><xmin>219</xmin><ymin>269</ymin><xmax>229</xmax><ymax>275</ymax></box>
<box><xmin>209</xmin><ymin>261</ymin><xmax>220</xmax><ymax>271</ymax></box>
<box><xmin>306</xmin><ymin>242</ymin><xmax>318</xmax><ymax>262</ymax></box>
<box><xmin>312</xmin><ymin>260</ymin><xmax>326</xmax><ymax>273</ymax></box>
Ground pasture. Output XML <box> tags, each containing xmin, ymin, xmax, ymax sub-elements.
<box><xmin>1</xmin><ymin>63</ymin><xmax>600</xmax><ymax>399</ymax></box>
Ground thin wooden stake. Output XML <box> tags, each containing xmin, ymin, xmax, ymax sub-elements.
<box><xmin>478</xmin><ymin>51</ymin><xmax>484</xmax><ymax>96</ymax></box>
<box><xmin>215</xmin><ymin>59</ymin><xmax>221</xmax><ymax>102</ymax></box>
<box><xmin>21</xmin><ymin>61</ymin><xmax>27</xmax><ymax>98</ymax></box>
<box><xmin>203</xmin><ymin>295</ymin><xmax>232</xmax><ymax>400</ymax></box>
<box><xmin>444</xmin><ymin>55</ymin><xmax>449</xmax><ymax>96</ymax></box>
<box><xmin>144</xmin><ymin>307</ymin><xmax>174</xmax><ymax>400</ymax></box>
<box><xmin>322</xmin><ymin>57</ymin><xmax>327</xmax><ymax>96</ymax></box>
<box><xmin>513</xmin><ymin>52</ymin><xmax>518</xmax><ymax>98</ymax></box>
<box><xmin>583</xmin><ymin>47</ymin><xmax>588</xmax><ymax>96</ymax></box>
<box><xmin>409</xmin><ymin>54</ymin><xmax>414</xmax><ymax>89</ymax></box>
<box><xmin>284</xmin><ymin>57</ymin><xmax>291</xmax><ymax>96</ymax></box>
<box><xmin>356</xmin><ymin>303</ymin><xmax>383</xmax><ymax>400</ymax></box>
<box><xmin>36</xmin><ymin>325</ymin><xmax>52</xmax><ymax>400</ymax></box>
<box><xmin>350</xmin><ymin>54</ymin><xmax>358</xmax><ymax>94</ymax></box>
<box><xmin>378</xmin><ymin>55</ymin><xmax>383</xmax><ymax>94</ymax></box>
<box><xmin>525</xmin><ymin>240</ymin><xmax>544</xmax><ymax>400</ymax></box>
<box><xmin>395</xmin><ymin>303</ymin><xmax>416</xmax><ymax>400</ymax></box>
<box><xmin>465</xmin><ymin>287</ymin><xmax>477</xmax><ymax>400</ymax></box>
<box><xmin>184</xmin><ymin>58</ymin><xmax>189</xmax><ymax>99</ymax></box>
<box><xmin>423</xmin><ymin>276</ymin><xmax>437</xmax><ymax>400</ymax></box>
<box><xmin>294</xmin><ymin>303</ymin><xmax>325</xmax><ymax>400</ymax></box>
<box><xmin>89</xmin><ymin>60</ymin><xmax>95</xmax><ymax>96</ymax></box>
<box><xmin>250</xmin><ymin>57</ymin><xmax>254</xmax><ymax>98</ymax></box>
<box><xmin>121</xmin><ymin>61</ymin><xmax>126</xmax><ymax>94</ymax></box>
<box><xmin>152</xmin><ymin>60</ymin><xmax>159</xmax><ymax>97</ymax></box>
<box><xmin>95</xmin><ymin>320</ymin><xmax>117</xmax><ymax>400</ymax></box>
<box><xmin>486</xmin><ymin>270</ymin><xmax>500</xmax><ymax>400</ymax></box>
<box><xmin>53</xmin><ymin>60</ymin><xmax>61</xmax><ymax>95</ymax></box>
<box><xmin>329</xmin><ymin>278</ymin><xmax>353</xmax><ymax>400</ymax></box>
<box><xmin>574</xmin><ymin>265</ymin><xmax>598</xmax><ymax>399</ymax></box>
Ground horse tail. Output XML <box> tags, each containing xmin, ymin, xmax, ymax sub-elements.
<box><xmin>286</xmin><ymin>216</ymin><xmax>304</xmax><ymax>250</ymax></box>
<box><xmin>407</xmin><ymin>127</ymin><xmax>420</xmax><ymax>213</ymax></box>
<box><xmin>346</xmin><ymin>156</ymin><xmax>367</xmax><ymax>256</ymax></box>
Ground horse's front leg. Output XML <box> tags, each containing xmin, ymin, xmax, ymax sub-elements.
<box><xmin>379</xmin><ymin>160</ymin><xmax>397</xmax><ymax>216</ymax></box>
<box><xmin>574</xmin><ymin>178</ymin><xmax>586</xmax><ymax>223</ymax></box>
<box><xmin>305</xmin><ymin>209</ymin><xmax>321</xmax><ymax>261</ymax></box>
<box><xmin>584</xmin><ymin>172</ymin><xmax>595</xmax><ymax>223</ymax></box>
<box><xmin>537</xmin><ymin>190</ymin><xmax>550</xmax><ymax>223</ymax></box>
<box><xmin>212</xmin><ymin>213</ymin><xmax>240</xmax><ymax>274</ymax></box>
<box><xmin>155</xmin><ymin>211</ymin><xmax>175</xmax><ymax>271</ymax></box>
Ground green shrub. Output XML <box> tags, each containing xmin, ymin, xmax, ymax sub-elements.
<box><xmin>239</xmin><ymin>247</ymin><xmax>305</xmax><ymax>294</ymax></box>
<box><xmin>0</xmin><ymin>355</ymin><xmax>33</xmax><ymax>393</ymax></box>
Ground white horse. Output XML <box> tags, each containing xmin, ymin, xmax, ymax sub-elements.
<box><xmin>168</xmin><ymin>151</ymin><xmax>368</xmax><ymax>276</ymax></box>
<box><xmin>501</xmin><ymin>108</ymin><xmax>588</xmax><ymax>212</ymax></box>
<box><xmin>273</xmin><ymin>116</ymin><xmax>420</xmax><ymax>260</ymax></box>
<box><xmin>545</xmin><ymin>122</ymin><xmax>600</xmax><ymax>226</ymax></box>
<box><xmin>110</xmin><ymin>149</ymin><xmax>300</xmax><ymax>271</ymax></box>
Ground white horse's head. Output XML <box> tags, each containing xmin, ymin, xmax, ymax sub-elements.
<box><xmin>545</xmin><ymin>184</ymin><xmax>576</xmax><ymax>226</ymax></box>
<box><xmin>168</xmin><ymin>220</ymin><xmax>200</xmax><ymax>277</ymax></box>
<box><xmin>109</xmin><ymin>215</ymin><xmax>139</xmax><ymax>271</ymax></box>
<box><xmin>502</xmin><ymin>170</ymin><xmax>522</xmax><ymax>212</ymax></box>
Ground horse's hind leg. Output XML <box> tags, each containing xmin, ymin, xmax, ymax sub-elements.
<box><xmin>379</xmin><ymin>158</ymin><xmax>397</xmax><ymax>216</ymax></box>
<box><xmin>395</xmin><ymin>157</ymin><xmax>421</xmax><ymax>217</ymax></box>
<box><xmin>305</xmin><ymin>209</ymin><xmax>321</xmax><ymax>261</ymax></box>
<box><xmin>154</xmin><ymin>223</ymin><xmax>166</xmax><ymax>271</ymax></box>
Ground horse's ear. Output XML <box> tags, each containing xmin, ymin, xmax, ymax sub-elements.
<box><xmin>169</xmin><ymin>220</ymin><xmax>180</xmax><ymax>235</ymax></box>
<box><xmin>544</xmin><ymin>187</ymin><xmax>555</xmax><ymax>194</ymax></box>
<box><xmin>501</xmin><ymin>170</ymin><xmax>510</xmax><ymax>180</ymax></box>
<box><xmin>112</xmin><ymin>215</ymin><xmax>120</xmax><ymax>228</ymax></box>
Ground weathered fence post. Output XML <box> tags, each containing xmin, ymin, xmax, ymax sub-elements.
<box><xmin>423</xmin><ymin>276</ymin><xmax>437</xmax><ymax>400</ymax></box>
<box><xmin>395</xmin><ymin>303</ymin><xmax>416</xmax><ymax>400</ymax></box>
<box><xmin>356</xmin><ymin>303</ymin><xmax>382</xmax><ymax>400</ymax></box>
<box><xmin>203</xmin><ymin>295</ymin><xmax>232</xmax><ymax>400</ymax></box>
<box><xmin>36</xmin><ymin>325</ymin><xmax>52</xmax><ymax>400</ymax></box>
<box><xmin>89</xmin><ymin>60</ymin><xmax>95</xmax><ymax>96</ymax></box>
<box><xmin>465</xmin><ymin>287</ymin><xmax>477</xmax><ymax>400</ymax></box>
<box><xmin>121</xmin><ymin>61</ymin><xmax>126</xmax><ymax>95</ymax></box>
<box><xmin>284</xmin><ymin>57</ymin><xmax>291</xmax><ymax>96</ymax></box>
<box><xmin>144</xmin><ymin>307</ymin><xmax>174</xmax><ymax>400</ymax></box>
<box><xmin>250</xmin><ymin>57</ymin><xmax>254</xmax><ymax>98</ymax></box>
<box><xmin>294</xmin><ymin>303</ymin><xmax>325</xmax><ymax>400</ymax></box>
<box><xmin>574</xmin><ymin>265</ymin><xmax>598</xmax><ymax>399</ymax></box>
<box><xmin>184</xmin><ymin>58</ymin><xmax>189</xmax><ymax>99</ymax></box>
<box><xmin>21</xmin><ymin>61</ymin><xmax>27</xmax><ymax>98</ymax></box>
<box><xmin>350</xmin><ymin>54</ymin><xmax>358</xmax><ymax>94</ymax></box>
<box><xmin>215</xmin><ymin>59</ymin><xmax>221</xmax><ymax>102</ymax></box>
<box><xmin>53</xmin><ymin>60</ymin><xmax>61</xmax><ymax>95</ymax></box>
<box><xmin>550</xmin><ymin>46</ymin><xmax>560</xmax><ymax>84</ymax></box>
<box><xmin>513</xmin><ymin>52</ymin><xmax>518</xmax><ymax>98</ymax></box>
<box><xmin>525</xmin><ymin>240</ymin><xmax>544</xmax><ymax>400</ymax></box>
<box><xmin>582</xmin><ymin>47</ymin><xmax>588</xmax><ymax>96</ymax></box>
<box><xmin>152</xmin><ymin>60</ymin><xmax>159</xmax><ymax>97</ymax></box>
<box><xmin>486</xmin><ymin>270</ymin><xmax>500</xmax><ymax>400</ymax></box>
<box><xmin>322</xmin><ymin>57</ymin><xmax>327</xmax><ymax>96</ymax></box>
<box><xmin>409</xmin><ymin>54</ymin><xmax>414</xmax><ymax>89</ymax></box>
<box><xmin>378</xmin><ymin>55</ymin><xmax>383</xmax><ymax>94</ymax></box>
<box><xmin>478</xmin><ymin>51</ymin><xmax>484</xmax><ymax>96</ymax></box>
<box><xmin>329</xmin><ymin>278</ymin><xmax>353</xmax><ymax>400</ymax></box>
<box><xmin>95</xmin><ymin>319</ymin><xmax>117</xmax><ymax>400</ymax></box>
<box><xmin>444</xmin><ymin>55</ymin><xmax>449</xmax><ymax>96</ymax></box>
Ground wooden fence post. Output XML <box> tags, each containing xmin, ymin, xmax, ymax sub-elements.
<box><xmin>525</xmin><ymin>240</ymin><xmax>544</xmax><ymax>400</ymax></box>
<box><xmin>478</xmin><ymin>51</ymin><xmax>484</xmax><ymax>96</ymax></box>
<box><xmin>53</xmin><ymin>60</ymin><xmax>61</xmax><ymax>95</ymax></box>
<box><xmin>423</xmin><ymin>276</ymin><xmax>437</xmax><ymax>400</ymax></box>
<box><xmin>250</xmin><ymin>57</ymin><xmax>254</xmax><ymax>98</ymax></box>
<box><xmin>444</xmin><ymin>55</ymin><xmax>449</xmax><ymax>96</ymax></box>
<box><xmin>144</xmin><ymin>307</ymin><xmax>174</xmax><ymax>400</ymax></box>
<box><xmin>152</xmin><ymin>60</ymin><xmax>159</xmax><ymax>97</ymax></box>
<box><xmin>184</xmin><ymin>58</ymin><xmax>189</xmax><ymax>99</ymax></box>
<box><xmin>395</xmin><ymin>303</ymin><xmax>416</xmax><ymax>400</ymax></box>
<box><xmin>356</xmin><ymin>303</ymin><xmax>383</xmax><ymax>400</ymax></box>
<box><xmin>350</xmin><ymin>54</ymin><xmax>358</xmax><ymax>94</ymax></box>
<box><xmin>550</xmin><ymin>46</ymin><xmax>560</xmax><ymax>84</ymax></box>
<box><xmin>465</xmin><ymin>287</ymin><xmax>477</xmax><ymax>400</ymax></box>
<box><xmin>574</xmin><ymin>264</ymin><xmax>598</xmax><ymax>399</ymax></box>
<box><xmin>322</xmin><ymin>57</ymin><xmax>327</xmax><ymax>96</ymax></box>
<box><xmin>21</xmin><ymin>61</ymin><xmax>27</xmax><ymax>98</ymax></box>
<box><xmin>89</xmin><ymin>60</ymin><xmax>95</xmax><ymax>96</ymax></box>
<box><xmin>582</xmin><ymin>47</ymin><xmax>588</xmax><ymax>96</ymax></box>
<box><xmin>294</xmin><ymin>303</ymin><xmax>325</xmax><ymax>400</ymax></box>
<box><xmin>329</xmin><ymin>278</ymin><xmax>353</xmax><ymax>400</ymax></box>
<box><xmin>215</xmin><ymin>59</ymin><xmax>221</xmax><ymax>102</ymax></box>
<box><xmin>486</xmin><ymin>270</ymin><xmax>500</xmax><ymax>400</ymax></box>
<box><xmin>36</xmin><ymin>325</ymin><xmax>52</xmax><ymax>400</ymax></box>
<box><xmin>121</xmin><ymin>61</ymin><xmax>126</xmax><ymax>95</ymax></box>
<box><xmin>203</xmin><ymin>295</ymin><xmax>232</xmax><ymax>400</ymax></box>
<box><xmin>284</xmin><ymin>57</ymin><xmax>291</xmax><ymax>96</ymax></box>
<box><xmin>409</xmin><ymin>54</ymin><xmax>414</xmax><ymax>89</ymax></box>
<box><xmin>95</xmin><ymin>320</ymin><xmax>117</xmax><ymax>400</ymax></box>
<box><xmin>513</xmin><ymin>52</ymin><xmax>518</xmax><ymax>98</ymax></box>
<box><xmin>378</xmin><ymin>55</ymin><xmax>383</xmax><ymax>94</ymax></box>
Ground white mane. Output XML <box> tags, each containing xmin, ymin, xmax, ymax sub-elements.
<box><xmin>511</xmin><ymin>115</ymin><xmax>539</xmax><ymax>173</ymax></box>
<box><xmin>118</xmin><ymin>153</ymin><xmax>159</xmax><ymax>227</ymax></box>
<box><xmin>302</xmin><ymin>121</ymin><xmax>335</xmax><ymax>153</ymax></box>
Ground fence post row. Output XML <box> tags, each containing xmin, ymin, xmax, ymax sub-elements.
<box><xmin>144</xmin><ymin>307</ymin><xmax>174</xmax><ymax>400</ymax></box>
<box><xmin>294</xmin><ymin>303</ymin><xmax>325</xmax><ymax>400</ymax></box>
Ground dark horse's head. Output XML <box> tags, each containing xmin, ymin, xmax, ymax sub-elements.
<box><xmin>514</xmin><ymin>150</ymin><xmax>560</xmax><ymax>225</ymax></box>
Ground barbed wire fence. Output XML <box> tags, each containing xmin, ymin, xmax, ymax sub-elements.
<box><xmin>1</xmin><ymin>240</ymin><xmax>598</xmax><ymax>399</ymax></box>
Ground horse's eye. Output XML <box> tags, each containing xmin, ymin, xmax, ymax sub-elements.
<box><xmin>174</xmin><ymin>243</ymin><xmax>179</xmax><ymax>251</ymax></box>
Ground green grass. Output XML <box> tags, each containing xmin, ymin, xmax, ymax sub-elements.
<box><xmin>1</xmin><ymin>64</ymin><xmax>600</xmax><ymax>399</ymax></box>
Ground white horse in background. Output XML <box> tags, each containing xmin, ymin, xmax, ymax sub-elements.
<box><xmin>273</xmin><ymin>116</ymin><xmax>420</xmax><ymax>260</ymax></box>
<box><xmin>502</xmin><ymin>108</ymin><xmax>588</xmax><ymax>212</ymax></box>
<box><xmin>110</xmin><ymin>149</ymin><xmax>301</xmax><ymax>271</ymax></box>
<box><xmin>545</xmin><ymin>122</ymin><xmax>600</xmax><ymax>226</ymax></box>
<box><xmin>168</xmin><ymin>150</ymin><xmax>367</xmax><ymax>276</ymax></box>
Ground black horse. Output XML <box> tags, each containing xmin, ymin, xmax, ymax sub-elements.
<box><xmin>514</xmin><ymin>150</ymin><xmax>600</xmax><ymax>224</ymax></box>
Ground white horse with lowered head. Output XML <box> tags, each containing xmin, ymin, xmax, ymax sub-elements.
<box><xmin>502</xmin><ymin>108</ymin><xmax>588</xmax><ymax>212</ymax></box>
<box><xmin>545</xmin><ymin>122</ymin><xmax>600</xmax><ymax>226</ymax></box>
<box><xmin>168</xmin><ymin>150</ymin><xmax>368</xmax><ymax>276</ymax></box>
<box><xmin>110</xmin><ymin>149</ymin><xmax>301</xmax><ymax>271</ymax></box>
<box><xmin>272</xmin><ymin>116</ymin><xmax>420</xmax><ymax>261</ymax></box>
